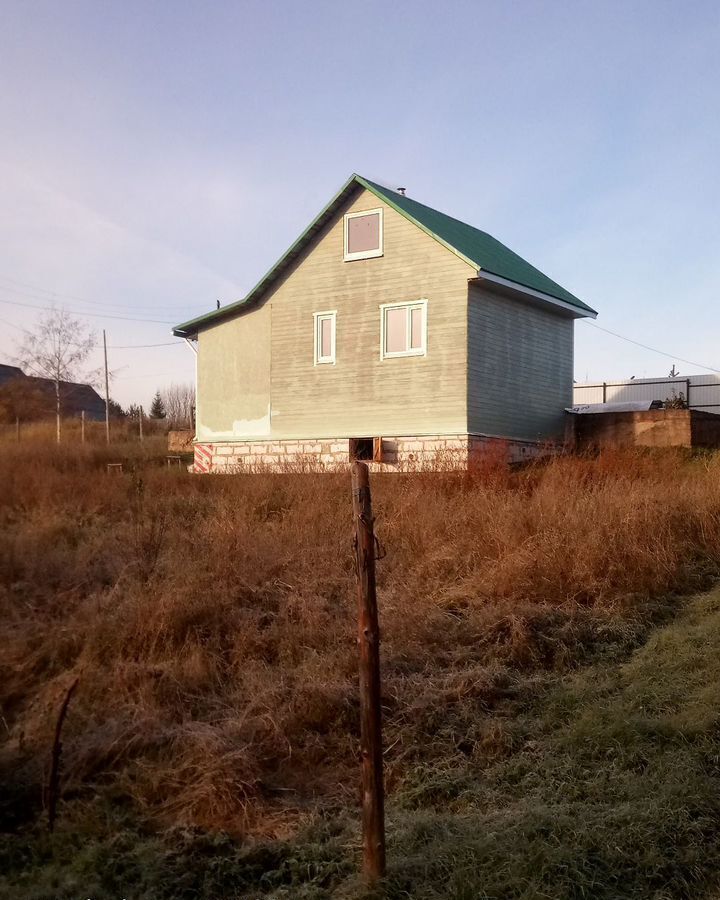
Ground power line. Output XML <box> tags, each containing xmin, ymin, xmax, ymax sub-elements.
<box><xmin>582</xmin><ymin>320</ymin><xmax>720</xmax><ymax>375</ymax></box>
<box><xmin>109</xmin><ymin>341</ymin><xmax>184</xmax><ymax>349</ymax></box>
<box><xmin>0</xmin><ymin>315</ymin><xmax>25</xmax><ymax>333</ymax></box>
<box><xmin>0</xmin><ymin>296</ymin><xmax>176</xmax><ymax>325</ymax></box>
<box><xmin>0</xmin><ymin>274</ymin><xmax>199</xmax><ymax>315</ymax></box>
<box><xmin>0</xmin><ymin>310</ymin><xmax>183</xmax><ymax>351</ymax></box>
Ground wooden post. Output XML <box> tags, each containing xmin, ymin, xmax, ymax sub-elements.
<box><xmin>351</xmin><ymin>461</ymin><xmax>386</xmax><ymax>883</ymax></box>
<box><xmin>47</xmin><ymin>677</ymin><xmax>79</xmax><ymax>832</ymax></box>
<box><xmin>81</xmin><ymin>410</ymin><xmax>85</xmax><ymax>444</ymax></box>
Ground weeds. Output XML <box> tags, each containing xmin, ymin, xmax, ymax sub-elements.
<box><xmin>3</xmin><ymin>438</ymin><xmax>720</xmax><ymax>896</ymax></box>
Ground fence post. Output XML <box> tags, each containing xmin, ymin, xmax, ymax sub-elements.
<box><xmin>350</xmin><ymin>462</ymin><xmax>386</xmax><ymax>884</ymax></box>
<box><xmin>602</xmin><ymin>382</ymin><xmax>607</xmax><ymax>404</ymax></box>
<box><xmin>686</xmin><ymin>378</ymin><xmax>691</xmax><ymax>409</ymax></box>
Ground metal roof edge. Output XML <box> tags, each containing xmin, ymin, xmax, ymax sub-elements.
<box><xmin>173</xmin><ymin>173</ymin><xmax>596</xmax><ymax>334</ymax></box>
<box><xmin>355</xmin><ymin>175</ymin><xmax>480</xmax><ymax>273</ymax></box>
<box><xmin>471</xmin><ymin>271</ymin><xmax>598</xmax><ymax>318</ymax></box>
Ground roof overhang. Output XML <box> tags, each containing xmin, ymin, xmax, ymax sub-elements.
<box><xmin>470</xmin><ymin>271</ymin><xmax>598</xmax><ymax>319</ymax></box>
<box><xmin>173</xmin><ymin>173</ymin><xmax>598</xmax><ymax>336</ymax></box>
<box><xmin>172</xmin><ymin>174</ymin><xmax>371</xmax><ymax>338</ymax></box>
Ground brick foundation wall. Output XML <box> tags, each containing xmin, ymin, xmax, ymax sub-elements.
<box><xmin>192</xmin><ymin>434</ymin><xmax>545</xmax><ymax>474</ymax></box>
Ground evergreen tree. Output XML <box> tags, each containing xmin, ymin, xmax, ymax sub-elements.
<box><xmin>149</xmin><ymin>390</ymin><xmax>166</xmax><ymax>419</ymax></box>
<box><xmin>107</xmin><ymin>398</ymin><xmax>127</xmax><ymax>419</ymax></box>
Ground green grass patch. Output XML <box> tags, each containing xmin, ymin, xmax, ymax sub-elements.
<box><xmin>4</xmin><ymin>589</ymin><xmax>720</xmax><ymax>898</ymax></box>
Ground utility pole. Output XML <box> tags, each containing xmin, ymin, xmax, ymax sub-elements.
<box><xmin>55</xmin><ymin>376</ymin><xmax>61</xmax><ymax>444</ymax></box>
<box><xmin>350</xmin><ymin>462</ymin><xmax>386</xmax><ymax>885</ymax></box>
<box><xmin>103</xmin><ymin>329</ymin><xmax>110</xmax><ymax>445</ymax></box>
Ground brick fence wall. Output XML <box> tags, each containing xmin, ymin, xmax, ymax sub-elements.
<box><xmin>568</xmin><ymin>409</ymin><xmax>720</xmax><ymax>450</ymax></box>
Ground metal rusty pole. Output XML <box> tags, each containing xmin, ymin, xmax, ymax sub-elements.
<box><xmin>351</xmin><ymin>461</ymin><xmax>386</xmax><ymax>884</ymax></box>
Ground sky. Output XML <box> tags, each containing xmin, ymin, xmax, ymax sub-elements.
<box><xmin>1</xmin><ymin>0</ymin><xmax>719</xmax><ymax>407</ymax></box>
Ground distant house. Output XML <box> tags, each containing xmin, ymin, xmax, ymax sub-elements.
<box><xmin>0</xmin><ymin>364</ymin><xmax>105</xmax><ymax>420</ymax></box>
<box><xmin>173</xmin><ymin>174</ymin><xmax>597</xmax><ymax>471</ymax></box>
<box><xmin>0</xmin><ymin>364</ymin><xmax>26</xmax><ymax>387</ymax></box>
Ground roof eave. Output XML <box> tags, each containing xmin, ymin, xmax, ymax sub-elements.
<box><xmin>173</xmin><ymin>173</ymin><xmax>365</xmax><ymax>338</ymax></box>
<box><xmin>470</xmin><ymin>271</ymin><xmax>598</xmax><ymax>319</ymax></box>
<box><xmin>172</xmin><ymin>173</ymin><xmax>598</xmax><ymax>336</ymax></box>
<box><xmin>356</xmin><ymin>175</ymin><xmax>479</xmax><ymax>272</ymax></box>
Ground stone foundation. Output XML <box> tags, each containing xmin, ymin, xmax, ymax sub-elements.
<box><xmin>192</xmin><ymin>434</ymin><xmax>546</xmax><ymax>474</ymax></box>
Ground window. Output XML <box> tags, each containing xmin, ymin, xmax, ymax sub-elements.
<box><xmin>314</xmin><ymin>311</ymin><xmax>336</xmax><ymax>365</ymax></box>
<box><xmin>344</xmin><ymin>208</ymin><xmax>383</xmax><ymax>261</ymax></box>
<box><xmin>349</xmin><ymin>437</ymin><xmax>384</xmax><ymax>462</ymax></box>
<box><xmin>380</xmin><ymin>300</ymin><xmax>427</xmax><ymax>359</ymax></box>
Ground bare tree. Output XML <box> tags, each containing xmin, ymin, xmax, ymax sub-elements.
<box><xmin>160</xmin><ymin>382</ymin><xmax>195</xmax><ymax>429</ymax></box>
<box><xmin>16</xmin><ymin>308</ymin><xmax>97</xmax><ymax>443</ymax></box>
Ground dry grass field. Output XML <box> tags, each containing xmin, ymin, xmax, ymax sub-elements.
<box><xmin>2</xmin><ymin>428</ymin><xmax>720</xmax><ymax>898</ymax></box>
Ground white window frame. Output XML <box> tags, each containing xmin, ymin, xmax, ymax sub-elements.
<box><xmin>313</xmin><ymin>310</ymin><xmax>337</xmax><ymax>365</ymax></box>
<box><xmin>343</xmin><ymin>208</ymin><xmax>384</xmax><ymax>261</ymax></box>
<box><xmin>380</xmin><ymin>299</ymin><xmax>428</xmax><ymax>360</ymax></box>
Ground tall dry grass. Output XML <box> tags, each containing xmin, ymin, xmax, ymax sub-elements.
<box><xmin>2</xmin><ymin>440</ymin><xmax>720</xmax><ymax>839</ymax></box>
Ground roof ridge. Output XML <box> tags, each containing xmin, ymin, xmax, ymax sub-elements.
<box><xmin>359</xmin><ymin>175</ymin><xmax>496</xmax><ymax>240</ymax></box>
<box><xmin>358</xmin><ymin>175</ymin><xmax>595</xmax><ymax>315</ymax></box>
<box><xmin>173</xmin><ymin>173</ymin><xmax>596</xmax><ymax>336</ymax></box>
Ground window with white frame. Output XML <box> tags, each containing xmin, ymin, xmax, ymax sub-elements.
<box><xmin>344</xmin><ymin>208</ymin><xmax>383</xmax><ymax>261</ymax></box>
<box><xmin>314</xmin><ymin>311</ymin><xmax>336</xmax><ymax>365</ymax></box>
<box><xmin>380</xmin><ymin>300</ymin><xmax>427</xmax><ymax>359</ymax></box>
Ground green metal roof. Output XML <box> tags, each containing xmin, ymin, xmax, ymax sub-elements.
<box><xmin>173</xmin><ymin>173</ymin><xmax>596</xmax><ymax>337</ymax></box>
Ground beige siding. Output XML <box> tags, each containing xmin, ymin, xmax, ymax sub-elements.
<box><xmin>196</xmin><ymin>305</ymin><xmax>271</xmax><ymax>441</ymax></box>
<box><xmin>265</xmin><ymin>187</ymin><xmax>474</xmax><ymax>438</ymax></box>
<box><xmin>467</xmin><ymin>284</ymin><xmax>574</xmax><ymax>440</ymax></box>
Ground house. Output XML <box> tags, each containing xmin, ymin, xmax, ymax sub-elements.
<box><xmin>0</xmin><ymin>364</ymin><xmax>106</xmax><ymax>420</ymax></box>
<box><xmin>173</xmin><ymin>174</ymin><xmax>597</xmax><ymax>472</ymax></box>
<box><xmin>0</xmin><ymin>364</ymin><xmax>26</xmax><ymax>387</ymax></box>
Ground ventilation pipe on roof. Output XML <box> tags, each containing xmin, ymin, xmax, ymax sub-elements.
<box><xmin>397</xmin><ymin>187</ymin><xmax>406</xmax><ymax>196</ymax></box>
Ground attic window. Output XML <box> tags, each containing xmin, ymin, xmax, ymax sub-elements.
<box><xmin>344</xmin><ymin>208</ymin><xmax>383</xmax><ymax>261</ymax></box>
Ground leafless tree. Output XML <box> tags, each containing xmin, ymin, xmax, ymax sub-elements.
<box><xmin>160</xmin><ymin>382</ymin><xmax>195</xmax><ymax>428</ymax></box>
<box><xmin>16</xmin><ymin>308</ymin><xmax>97</xmax><ymax>443</ymax></box>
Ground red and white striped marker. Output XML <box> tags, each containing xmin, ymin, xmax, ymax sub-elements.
<box><xmin>194</xmin><ymin>444</ymin><xmax>213</xmax><ymax>474</ymax></box>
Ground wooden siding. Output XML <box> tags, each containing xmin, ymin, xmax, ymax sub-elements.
<box><xmin>467</xmin><ymin>284</ymin><xmax>574</xmax><ymax>441</ymax></box>
<box><xmin>264</xmin><ymin>187</ymin><xmax>474</xmax><ymax>439</ymax></box>
<box><xmin>196</xmin><ymin>305</ymin><xmax>271</xmax><ymax>441</ymax></box>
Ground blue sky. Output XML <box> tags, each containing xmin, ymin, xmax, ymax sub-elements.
<box><xmin>1</xmin><ymin>0</ymin><xmax>719</xmax><ymax>405</ymax></box>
